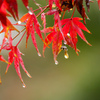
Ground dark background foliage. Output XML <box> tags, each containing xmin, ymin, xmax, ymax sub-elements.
<box><xmin>0</xmin><ymin>0</ymin><xmax>100</xmax><ymax>100</ymax></box>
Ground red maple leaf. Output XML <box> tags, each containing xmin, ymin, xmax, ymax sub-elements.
<box><xmin>61</xmin><ymin>17</ymin><xmax>91</xmax><ymax>53</ymax></box>
<box><xmin>43</xmin><ymin>17</ymin><xmax>91</xmax><ymax>63</ymax></box>
<box><xmin>5</xmin><ymin>46</ymin><xmax>32</xmax><ymax>87</ymax></box>
<box><xmin>41</xmin><ymin>13</ymin><xmax>46</xmax><ymax>37</ymax></box>
<box><xmin>98</xmin><ymin>0</ymin><xmax>100</xmax><ymax>10</ymax></box>
<box><xmin>46</xmin><ymin>9</ymin><xmax>65</xmax><ymax>41</ymax></box>
<box><xmin>0</xmin><ymin>55</ymin><xmax>8</xmax><ymax>63</ymax></box>
<box><xmin>22</xmin><ymin>0</ymin><xmax>29</xmax><ymax>8</ymax></box>
<box><xmin>1</xmin><ymin>34</ymin><xmax>31</xmax><ymax>87</ymax></box>
<box><xmin>43</xmin><ymin>28</ymin><xmax>62</xmax><ymax>64</ymax></box>
<box><xmin>17</xmin><ymin>11</ymin><xmax>43</xmax><ymax>56</ymax></box>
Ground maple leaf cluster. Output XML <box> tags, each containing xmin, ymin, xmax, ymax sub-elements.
<box><xmin>0</xmin><ymin>0</ymin><xmax>100</xmax><ymax>87</ymax></box>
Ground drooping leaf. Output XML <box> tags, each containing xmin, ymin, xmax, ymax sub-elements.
<box><xmin>41</xmin><ymin>13</ymin><xmax>46</xmax><ymax>37</ymax></box>
<box><xmin>61</xmin><ymin>17</ymin><xmax>91</xmax><ymax>53</ymax></box>
<box><xmin>0</xmin><ymin>55</ymin><xmax>8</xmax><ymax>63</ymax></box>
<box><xmin>43</xmin><ymin>27</ymin><xmax>63</xmax><ymax>64</ymax></box>
<box><xmin>52</xmin><ymin>31</ymin><xmax>62</xmax><ymax>64</ymax></box>
<box><xmin>18</xmin><ymin>11</ymin><xmax>43</xmax><ymax>55</ymax></box>
<box><xmin>6</xmin><ymin>46</ymin><xmax>32</xmax><ymax>87</ymax></box>
<box><xmin>46</xmin><ymin>9</ymin><xmax>64</xmax><ymax>41</ymax></box>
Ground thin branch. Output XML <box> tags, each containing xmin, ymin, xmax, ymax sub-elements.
<box><xmin>13</xmin><ymin>27</ymin><xmax>26</xmax><ymax>40</ymax></box>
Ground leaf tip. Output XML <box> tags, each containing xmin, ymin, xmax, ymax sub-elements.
<box><xmin>22</xmin><ymin>83</ymin><xmax>26</xmax><ymax>88</ymax></box>
<box><xmin>0</xmin><ymin>76</ymin><xmax>2</xmax><ymax>85</ymax></box>
<box><xmin>55</xmin><ymin>60</ymin><xmax>59</xmax><ymax>65</ymax></box>
<box><xmin>87</xmin><ymin>42</ymin><xmax>92</xmax><ymax>46</ymax></box>
<box><xmin>38</xmin><ymin>52</ymin><xmax>41</xmax><ymax>57</ymax></box>
<box><xmin>26</xmin><ymin>73</ymin><xmax>32</xmax><ymax>78</ymax></box>
<box><xmin>21</xmin><ymin>80</ymin><xmax>26</xmax><ymax>88</ymax></box>
<box><xmin>5</xmin><ymin>70</ymin><xmax>7</xmax><ymax>74</ymax></box>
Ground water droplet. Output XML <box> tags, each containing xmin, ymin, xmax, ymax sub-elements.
<box><xmin>64</xmin><ymin>49</ymin><xmax>69</xmax><ymax>59</ymax></box>
<box><xmin>64</xmin><ymin>54</ymin><xmax>69</xmax><ymax>59</ymax></box>
<box><xmin>18</xmin><ymin>21</ymin><xmax>21</xmax><ymax>24</ymax></box>
<box><xmin>64</xmin><ymin>41</ymin><xmax>67</xmax><ymax>45</ymax></box>
<box><xmin>55</xmin><ymin>60</ymin><xmax>58</xmax><ymax>65</ymax></box>
<box><xmin>59</xmin><ymin>14</ymin><xmax>61</xmax><ymax>17</ymax></box>
<box><xmin>22</xmin><ymin>84</ymin><xmax>26</xmax><ymax>88</ymax></box>
<box><xmin>28</xmin><ymin>11</ymin><xmax>33</xmax><ymax>15</ymax></box>
<box><xmin>26</xmin><ymin>6</ymin><xmax>29</xmax><ymax>9</ymax></box>
<box><xmin>67</xmin><ymin>33</ymin><xmax>70</xmax><ymax>36</ymax></box>
<box><xmin>38</xmin><ymin>53</ymin><xmax>41</xmax><ymax>57</ymax></box>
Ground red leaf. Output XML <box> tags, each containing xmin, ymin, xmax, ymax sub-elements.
<box><xmin>31</xmin><ymin>26</ymin><xmax>41</xmax><ymax>56</ymax></box>
<box><xmin>17</xmin><ymin>47</ymin><xmax>32</xmax><ymax>78</ymax></box>
<box><xmin>43</xmin><ymin>27</ymin><xmax>62</xmax><ymax>64</ymax></box>
<box><xmin>0</xmin><ymin>55</ymin><xmax>8</xmax><ymax>63</ymax></box>
<box><xmin>6</xmin><ymin>46</ymin><xmax>32</xmax><ymax>87</ymax></box>
<box><xmin>4</xmin><ymin>0</ymin><xmax>19</xmax><ymax>20</ymax></box>
<box><xmin>18</xmin><ymin>12</ymin><xmax>43</xmax><ymax>55</ymax></box>
<box><xmin>43</xmin><ymin>29</ymin><xmax>56</xmax><ymax>54</ymax></box>
<box><xmin>98</xmin><ymin>0</ymin><xmax>100</xmax><ymax>10</ymax></box>
<box><xmin>0</xmin><ymin>0</ymin><xmax>3</xmax><ymax>7</ymax></box>
<box><xmin>5</xmin><ymin>50</ymin><xmax>14</xmax><ymax>73</ymax></box>
<box><xmin>41</xmin><ymin>13</ymin><xmax>46</xmax><ymax>37</ymax></box>
<box><xmin>22</xmin><ymin>0</ymin><xmax>29</xmax><ymax>8</ymax></box>
<box><xmin>49</xmin><ymin>0</ymin><xmax>53</xmax><ymax>10</ymax></box>
<box><xmin>0</xmin><ymin>10</ymin><xmax>7</xmax><ymax>26</ymax></box>
<box><xmin>61</xmin><ymin>17</ymin><xmax>91</xmax><ymax>53</ymax></box>
<box><xmin>46</xmin><ymin>10</ymin><xmax>64</xmax><ymax>41</ymax></box>
<box><xmin>32</xmin><ymin>13</ymin><xmax>43</xmax><ymax>40</ymax></box>
<box><xmin>52</xmin><ymin>32</ymin><xmax>62</xmax><ymax>64</ymax></box>
<box><xmin>18</xmin><ymin>13</ymin><xmax>30</xmax><ymax>23</ymax></box>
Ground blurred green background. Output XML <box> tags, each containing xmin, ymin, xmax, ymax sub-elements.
<box><xmin>0</xmin><ymin>0</ymin><xmax>100</xmax><ymax>100</ymax></box>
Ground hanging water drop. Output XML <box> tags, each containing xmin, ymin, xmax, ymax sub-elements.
<box><xmin>38</xmin><ymin>52</ymin><xmax>41</xmax><ymax>57</ymax></box>
<box><xmin>67</xmin><ymin>33</ymin><xmax>70</xmax><ymax>37</ymax></box>
<box><xmin>18</xmin><ymin>21</ymin><xmax>21</xmax><ymax>24</ymax></box>
<box><xmin>28</xmin><ymin>11</ymin><xmax>33</xmax><ymax>15</ymax></box>
<box><xmin>26</xmin><ymin>6</ymin><xmax>29</xmax><ymax>9</ymax></box>
<box><xmin>64</xmin><ymin>41</ymin><xmax>67</xmax><ymax>45</ymax></box>
<box><xmin>64</xmin><ymin>53</ymin><xmax>69</xmax><ymax>59</ymax></box>
<box><xmin>22</xmin><ymin>84</ymin><xmax>26</xmax><ymax>88</ymax></box>
<box><xmin>55</xmin><ymin>60</ymin><xmax>58</xmax><ymax>65</ymax></box>
<box><xmin>64</xmin><ymin>49</ymin><xmax>69</xmax><ymax>59</ymax></box>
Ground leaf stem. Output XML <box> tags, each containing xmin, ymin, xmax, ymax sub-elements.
<box><xmin>71</xmin><ymin>5</ymin><xmax>76</xmax><ymax>19</ymax></box>
<box><xmin>33</xmin><ymin>6</ymin><xmax>48</xmax><ymax>12</ymax></box>
<box><xmin>13</xmin><ymin>27</ymin><xmax>26</xmax><ymax>40</ymax></box>
<box><xmin>16</xmin><ymin>31</ymin><xmax>26</xmax><ymax>46</ymax></box>
<box><xmin>36</xmin><ymin>5</ymin><xmax>49</xmax><ymax>18</ymax></box>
